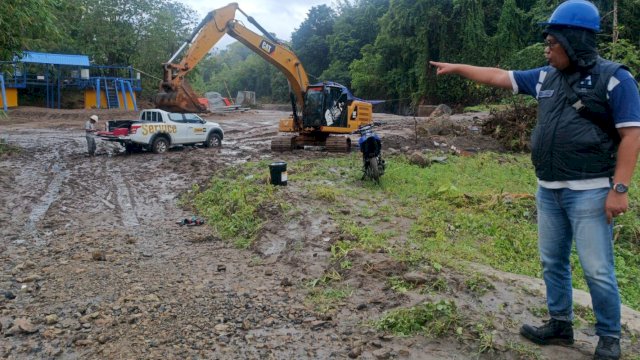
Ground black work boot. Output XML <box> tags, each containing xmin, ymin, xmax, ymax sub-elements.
<box><xmin>520</xmin><ymin>318</ymin><xmax>574</xmax><ymax>345</ymax></box>
<box><xmin>594</xmin><ymin>336</ymin><xmax>620</xmax><ymax>360</ymax></box>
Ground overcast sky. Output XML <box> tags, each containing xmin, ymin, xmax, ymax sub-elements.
<box><xmin>180</xmin><ymin>0</ymin><xmax>330</xmax><ymax>49</ymax></box>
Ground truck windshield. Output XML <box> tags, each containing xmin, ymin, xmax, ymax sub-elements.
<box><xmin>184</xmin><ymin>114</ymin><xmax>203</xmax><ymax>123</ymax></box>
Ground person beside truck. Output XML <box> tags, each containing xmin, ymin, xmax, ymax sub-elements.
<box><xmin>84</xmin><ymin>114</ymin><xmax>99</xmax><ymax>156</ymax></box>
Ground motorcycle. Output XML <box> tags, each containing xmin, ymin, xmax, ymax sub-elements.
<box><xmin>355</xmin><ymin>123</ymin><xmax>385</xmax><ymax>183</ymax></box>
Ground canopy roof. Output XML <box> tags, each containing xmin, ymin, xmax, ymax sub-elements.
<box><xmin>15</xmin><ymin>51</ymin><xmax>90</xmax><ymax>66</ymax></box>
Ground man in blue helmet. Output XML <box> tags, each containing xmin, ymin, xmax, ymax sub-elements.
<box><xmin>430</xmin><ymin>1</ymin><xmax>640</xmax><ymax>359</ymax></box>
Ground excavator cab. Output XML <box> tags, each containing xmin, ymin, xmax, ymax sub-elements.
<box><xmin>302</xmin><ymin>86</ymin><xmax>325</xmax><ymax>128</ymax></box>
<box><xmin>302</xmin><ymin>84</ymin><xmax>349</xmax><ymax>128</ymax></box>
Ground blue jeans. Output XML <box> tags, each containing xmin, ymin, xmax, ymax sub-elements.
<box><xmin>536</xmin><ymin>186</ymin><xmax>620</xmax><ymax>338</ymax></box>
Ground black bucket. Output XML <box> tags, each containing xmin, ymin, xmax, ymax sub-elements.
<box><xmin>269</xmin><ymin>161</ymin><xmax>288</xmax><ymax>186</ymax></box>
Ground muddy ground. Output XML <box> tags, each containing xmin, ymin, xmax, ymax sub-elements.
<box><xmin>1</xmin><ymin>107</ymin><xmax>639</xmax><ymax>359</ymax></box>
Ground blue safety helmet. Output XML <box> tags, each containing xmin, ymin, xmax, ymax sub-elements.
<box><xmin>540</xmin><ymin>0</ymin><xmax>601</xmax><ymax>32</ymax></box>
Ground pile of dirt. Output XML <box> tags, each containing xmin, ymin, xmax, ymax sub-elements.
<box><xmin>482</xmin><ymin>103</ymin><xmax>537</xmax><ymax>152</ymax></box>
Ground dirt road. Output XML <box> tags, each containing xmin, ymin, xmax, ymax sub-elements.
<box><xmin>1</xmin><ymin>107</ymin><xmax>638</xmax><ymax>359</ymax></box>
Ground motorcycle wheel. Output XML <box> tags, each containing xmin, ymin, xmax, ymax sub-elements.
<box><xmin>366</xmin><ymin>157</ymin><xmax>380</xmax><ymax>182</ymax></box>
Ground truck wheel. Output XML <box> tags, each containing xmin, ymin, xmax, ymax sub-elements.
<box><xmin>205</xmin><ymin>133</ymin><xmax>222</xmax><ymax>148</ymax></box>
<box><xmin>152</xmin><ymin>137</ymin><xmax>169</xmax><ymax>154</ymax></box>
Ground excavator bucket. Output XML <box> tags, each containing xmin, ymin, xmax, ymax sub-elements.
<box><xmin>155</xmin><ymin>80</ymin><xmax>207</xmax><ymax>113</ymax></box>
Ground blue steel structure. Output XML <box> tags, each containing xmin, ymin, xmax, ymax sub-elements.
<box><xmin>0</xmin><ymin>74</ymin><xmax>7</xmax><ymax>112</ymax></box>
<box><xmin>0</xmin><ymin>51</ymin><xmax>141</xmax><ymax>110</ymax></box>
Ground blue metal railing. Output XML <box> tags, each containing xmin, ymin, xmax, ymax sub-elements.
<box><xmin>1</xmin><ymin>61</ymin><xmax>143</xmax><ymax>109</ymax></box>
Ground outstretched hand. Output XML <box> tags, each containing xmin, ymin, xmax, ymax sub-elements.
<box><xmin>430</xmin><ymin>61</ymin><xmax>457</xmax><ymax>76</ymax></box>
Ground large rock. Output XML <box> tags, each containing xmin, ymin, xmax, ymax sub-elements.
<box><xmin>408</xmin><ymin>152</ymin><xmax>431</xmax><ymax>168</ymax></box>
<box><xmin>430</xmin><ymin>104</ymin><xmax>452</xmax><ymax>118</ymax></box>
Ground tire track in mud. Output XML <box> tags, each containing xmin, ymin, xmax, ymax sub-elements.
<box><xmin>106</xmin><ymin>163</ymin><xmax>140</xmax><ymax>228</ymax></box>
<box><xmin>7</xmin><ymin>137</ymin><xmax>71</xmax><ymax>246</ymax></box>
<box><xmin>24</xmin><ymin>162</ymin><xmax>68</xmax><ymax>246</ymax></box>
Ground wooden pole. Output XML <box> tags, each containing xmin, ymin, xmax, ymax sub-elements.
<box><xmin>223</xmin><ymin>80</ymin><xmax>234</xmax><ymax>104</ymax></box>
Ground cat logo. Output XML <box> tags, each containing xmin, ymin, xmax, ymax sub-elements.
<box><xmin>259</xmin><ymin>40</ymin><xmax>275</xmax><ymax>54</ymax></box>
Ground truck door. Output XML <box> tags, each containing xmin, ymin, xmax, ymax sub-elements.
<box><xmin>167</xmin><ymin>113</ymin><xmax>191</xmax><ymax>143</ymax></box>
<box><xmin>184</xmin><ymin>113</ymin><xmax>208</xmax><ymax>142</ymax></box>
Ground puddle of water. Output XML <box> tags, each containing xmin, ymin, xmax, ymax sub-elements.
<box><xmin>260</xmin><ymin>232</ymin><xmax>288</xmax><ymax>256</ymax></box>
<box><xmin>221</xmin><ymin>149</ymin><xmax>241</xmax><ymax>156</ymax></box>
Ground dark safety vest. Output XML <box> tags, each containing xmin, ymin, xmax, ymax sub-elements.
<box><xmin>530</xmin><ymin>58</ymin><xmax>624</xmax><ymax>181</ymax></box>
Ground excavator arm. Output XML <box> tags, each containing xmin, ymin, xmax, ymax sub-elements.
<box><xmin>155</xmin><ymin>2</ymin><xmax>309</xmax><ymax>123</ymax></box>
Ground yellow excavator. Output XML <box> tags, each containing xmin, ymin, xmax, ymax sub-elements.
<box><xmin>154</xmin><ymin>2</ymin><xmax>373</xmax><ymax>152</ymax></box>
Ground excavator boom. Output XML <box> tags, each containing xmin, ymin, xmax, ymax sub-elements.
<box><xmin>155</xmin><ymin>2</ymin><xmax>373</xmax><ymax>152</ymax></box>
<box><xmin>155</xmin><ymin>2</ymin><xmax>308</xmax><ymax>118</ymax></box>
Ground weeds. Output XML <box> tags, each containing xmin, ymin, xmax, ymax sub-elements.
<box><xmin>505</xmin><ymin>341</ymin><xmax>542</xmax><ymax>360</ymax></box>
<box><xmin>387</xmin><ymin>276</ymin><xmax>415</xmax><ymax>293</ymax></box>
<box><xmin>465</xmin><ymin>275</ymin><xmax>495</xmax><ymax>297</ymax></box>
<box><xmin>0</xmin><ymin>138</ymin><xmax>19</xmax><ymax>156</ymax></box>
<box><xmin>191</xmin><ymin>164</ymin><xmax>284</xmax><ymax>248</ymax></box>
<box><xmin>306</xmin><ymin>286</ymin><xmax>352</xmax><ymax>314</ymax></box>
<box><xmin>421</xmin><ymin>276</ymin><xmax>449</xmax><ymax>293</ymax></box>
<box><xmin>527</xmin><ymin>306</ymin><xmax>548</xmax><ymax>318</ymax></box>
<box><xmin>312</xmin><ymin>185</ymin><xmax>341</xmax><ymax>202</ymax></box>
<box><xmin>306</xmin><ymin>269</ymin><xmax>342</xmax><ymax>288</ymax></box>
<box><xmin>574</xmin><ymin>304</ymin><xmax>596</xmax><ymax>324</ymax></box>
<box><xmin>336</xmin><ymin>217</ymin><xmax>390</xmax><ymax>252</ymax></box>
<box><xmin>376</xmin><ymin>300</ymin><xmax>459</xmax><ymax>337</ymax></box>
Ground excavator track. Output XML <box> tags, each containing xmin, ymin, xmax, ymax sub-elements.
<box><xmin>271</xmin><ymin>135</ymin><xmax>295</xmax><ymax>152</ymax></box>
<box><xmin>325</xmin><ymin>136</ymin><xmax>351</xmax><ymax>153</ymax></box>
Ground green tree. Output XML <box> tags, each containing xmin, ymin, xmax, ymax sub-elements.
<box><xmin>0</xmin><ymin>0</ymin><xmax>60</xmax><ymax>60</ymax></box>
<box><xmin>321</xmin><ymin>0</ymin><xmax>390</xmax><ymax>87</ymax></box>
<box><xmin>491</xmin><ymin>0</ymin><xmax>527</xmax><ymax>64</ymax></box>
<box><xmin>291</xmin><ymin>5</ymin><xmax>337</xmax><ymax>80</ymax></box>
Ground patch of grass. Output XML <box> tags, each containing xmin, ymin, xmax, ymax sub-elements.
<box><xmin>527</xmin><ymin>306</ymin><xmax>548</xmax><ymax>318</ymax></box>
<box><xmin>306</xmin><ymin>286</ymin><xmax>352</xmax><ymax>314</ymax></box>
<box><xmin>574</xmin><ymin>304</ymin><xmax>596</xmax><ymax>325</ymax></box>
<box><xmin>376</xmin><ymin>300</ymin><xmax>459</xmax><ymax>337</ymax></box>
<box><xmin>330</xmin><ymin>240</ymin><xmax>355</xmax><ymax>260</ymax></box>
<box><xmin>190</xmin><ymin>163</ymin><xmax>285</xmax><ymax>248</ymax></box>
<box><xmin>387</xmin><ymin>276</ymin><xmax>416</xmax><ymax>293</ymax></box>
<box><xmin>336</xmin><ymin>217</ymin><xmax>390</xmax><ymax>252</ymax></box>
<box><xmin>421</xmin><ymin>276</ymin><xmax>449</xmax><ymax>293</ymax></box>
<box><xmin>463</xmin><ymin>104</ymin><xmax>508</xmax><ymax>112</ymax></box>
<box><xmin>464</xmin><ymin>275</ymin><xmax>495</xmax><ymax>297</ymax></box>
<box><xmin>0</xmin><ymin>139</ymin><xmax>19</xmax><ymax>155</ymax></box>
<box><xmin>505</xmin><ymin>341</ymin><xmax>542</xmax><ymax>360</ymax></box>
<box><xmin>474</xmin><ymin>323</ymin><xmax>498</xmax><ymax>354</ymax></box>
<box><xmin>312</xmin><ymin>185</ymin><xmax>342</xmax><ymax>202</ymax></box>
<box><xmin>307</xmin><ymin>269</ymin><xmax>342</xmax><ymax>288</ymax></box>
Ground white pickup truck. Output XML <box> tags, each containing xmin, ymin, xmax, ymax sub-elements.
<box><xmin>97</xmin><ymin>109</ymin><xmax>224</xmax><ymax>154</ymax></box>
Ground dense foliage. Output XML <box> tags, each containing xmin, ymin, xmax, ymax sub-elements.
<box><xmin>1</xmin><ymin>0</ymin><xmax>638</xmax><ymax>110</ymax></box>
